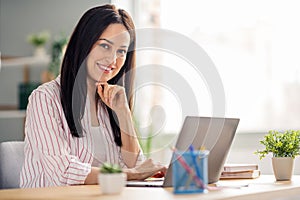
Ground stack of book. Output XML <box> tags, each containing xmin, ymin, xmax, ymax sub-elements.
<box><xmin>220</xmin><ymin>164</ymin><xmax>260</xmax><ymax>179</ymax></box>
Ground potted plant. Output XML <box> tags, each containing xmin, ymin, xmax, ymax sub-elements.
<box><xmin>27</xmin><ymin>31</ymin><xmax>50</xmax><ymax>57</ymax></box>
<box><xmin>255</xmin><ymin>130</ymin><xmax>300</xmax><ymax>181</ymax></box>
<box><xmin>98</xmin><ymin>163</ymin><xmax>127</xmax><ymax>194</ymax></box>
<box><xmin>41</xmin><ymin>33</ymin><xmax>68</xmax><ymax>82</ymax></box>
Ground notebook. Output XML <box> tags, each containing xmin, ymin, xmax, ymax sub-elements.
<box><xmin>126</xmin><ymin>116</ymin><xmax>240</xmax><ymax>187</ymax></box>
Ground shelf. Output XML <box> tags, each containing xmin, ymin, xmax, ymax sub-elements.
<box><xmin>0</xmin><ymin>110</ymin><xmax>26</xmax><ymax>119</ymax></box>
<box><xmin>1</xmin><ymin>56</ymin><xmax>50</xmax><ymax>68</ymax></box>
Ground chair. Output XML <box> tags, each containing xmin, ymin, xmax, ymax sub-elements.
<box><xmin>0</xmin><ymin>141</ymin><xmax>25</xmax><ymax>189</ymax></box>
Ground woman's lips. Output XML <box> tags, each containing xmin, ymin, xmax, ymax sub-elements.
<box><xmin>96</xmin><ymin>62</ymin><xmax>113</xmax><ymax>73</ymax></box>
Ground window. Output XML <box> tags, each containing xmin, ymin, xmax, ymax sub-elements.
<box><xmin>115</xmin><ymin>0</ymin><xmax>300</xmax><ymax>134</ymax></box>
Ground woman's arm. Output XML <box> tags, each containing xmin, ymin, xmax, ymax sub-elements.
<box><xmin>97</xmin><ymin>83</ymin><xmax>140</xmax><ymax>168</ymax></box>
<box><xmin>116</xmin><ymin>109</ymin><xmax>141</xmax><ymax>168</ymax></box>
<box><xmin>86</xmin><ymin>160</ymin><xmax>167</xmax><ymax>183</ymax></box>
<box><xmin>96</xmin><ymin>83</ymin><xmax>167</xmax><ymax>180</ymax></box>
<box><xmin>84</xmin><ymin>167</ymin><xmax>99</xmax><ymax>184</ymax></box>
<box><xmin>21</xmin><ymin>88</ymin><xmax>92</xmax><ymax>187</ymax></box>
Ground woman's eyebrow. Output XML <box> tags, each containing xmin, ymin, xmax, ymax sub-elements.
<box><xmin>98</xmin><ymin>38</ymin><xmax>114</xmax><ymax>45</ymax></box>
<box><xmin>98</xmin><ymin>38</ymin><xmax>128</xmax><ymax>48</ymax></box>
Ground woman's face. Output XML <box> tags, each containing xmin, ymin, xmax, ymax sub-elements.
<box><xmin>87</xmin><ymin>23</ymin><xmax>130</xmax><ymax>83</ymax></box>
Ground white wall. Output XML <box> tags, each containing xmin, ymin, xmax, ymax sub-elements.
<box><xmin>0</xmin><ymin>0</ymin><xmax>110</xmax><ymax>57</ymax></box>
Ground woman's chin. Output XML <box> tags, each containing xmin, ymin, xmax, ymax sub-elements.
<box><xmin>97</xmin><ymin>77</ymin><xmax>109</xmax><ymax>82</ymax></box>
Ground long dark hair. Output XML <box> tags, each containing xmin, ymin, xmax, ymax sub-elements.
<box><xmin>60</xmin><ymin>4</ymin><xmax>136</xmax><ymax>146</ymax></box>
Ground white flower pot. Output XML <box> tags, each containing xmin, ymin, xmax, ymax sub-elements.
<box><xmin>34</xmin><ymin>46</ymin><xmax>47</xmax><ymax>58</ymax></box>
<box><xmin>272</xmin><ymin>157</ymin><xmax>294</xmax><ymax>181</ymax></box>
<box><xmin>98</xmin><ymin>173</ymin><xmax>127</xmax><ymax>194</ymax></box>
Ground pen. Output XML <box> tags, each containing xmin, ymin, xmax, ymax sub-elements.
<box><xmin>171</xmin><ymin>147</ymin><xmax>205</xmax><ymax>189</ymax></box>
<box><xmin>189</xmin><ymin>145</ymin><xmax>202</xmax><ymax>180</ymax></box>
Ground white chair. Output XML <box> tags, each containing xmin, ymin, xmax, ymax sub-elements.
<box><xmin>0</xmin><ymin>141</ymin><xmax>25</xmax><ymax>189</ymax></box>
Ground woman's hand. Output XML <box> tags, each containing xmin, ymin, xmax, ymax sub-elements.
<box><xmin>96</xmin><ymin>82</ymin><xmax>129</xmax><ymax>113</ymax></box>
<box><xmin>123</xmin><ymin>159</ymin><xmax>167</xmax><ymax>181</ymax></box>
<box><xmin>97</xmin><ymin>82</ymin><xmax>140</xmax><ymax>168</ymax></box>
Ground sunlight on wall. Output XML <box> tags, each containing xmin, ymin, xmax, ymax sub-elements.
<box><xmin>132</xmin><ymin>0</ymin><xmax>300</xmax><ymax>134</ymax></box>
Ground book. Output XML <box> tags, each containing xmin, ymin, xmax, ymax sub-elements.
<box><xmin>220</xmin><ymin>170</ymin><xmax>261</xmax><ymax>179</ymax></box>
<box><xmin>223</xmin><ymin>164</ymin><xmax>258</xmax><ymax>172</ymax></box>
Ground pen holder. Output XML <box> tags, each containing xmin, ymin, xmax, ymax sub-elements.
<box><xmin>172</xmin><ymin>150</ymin><xmax>209</xmax><ymax>194</ymax></box>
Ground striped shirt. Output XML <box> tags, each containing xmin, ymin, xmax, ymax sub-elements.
<box><xmin>20</xmin><ymin>76</ymin><xmax>144</xmax><ymax>188</ymax></box>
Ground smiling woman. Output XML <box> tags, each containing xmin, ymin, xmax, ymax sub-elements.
<box><xmin>86</xmin><ymin>24</ymin><xmax>130</xmax><ymax>84</ymax></box>
<box><xmin>19</xmin><ymin>4</ymin><xmax>166</xmax><ymax>188</ymax></box>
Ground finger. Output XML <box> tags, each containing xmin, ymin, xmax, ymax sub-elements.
<box><xmin>97</xmin><ymin>84</ymin><xmax>104</xmax><ymax>101</ymax></box>
<box><xmin>102</xmin><ymin>83</ymin><xmax>110</xmax><ymax>103</ymax></box>
<box><xmin>151</xmin><ymin>171</ymin><xmax>165</xmax><ymax>178</ymax></box>
<box><xmin>159</xmin><ymin>166</ymin><xmax>167</xmax><ymax>175</ymax></box>
<box><xmin>148</xmin><ymin>166</ymin><xmax>166</xmax><ymax>179</ymax></box>
<box><xmin>95</xmin><ymin>81</ymin><xmax>103</xmax><ymax>87</ymax></box>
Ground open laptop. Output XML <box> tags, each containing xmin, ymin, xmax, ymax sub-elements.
<box><xmin>126</xmin><ymin>116</ymin><xmax>240</xmax><ymax>187</ymax></box>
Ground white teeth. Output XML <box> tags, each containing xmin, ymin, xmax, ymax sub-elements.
<box><xmin>96</xmin><ymin>62</ymin><xmax>112</xmax><ymax>71</ymax></box>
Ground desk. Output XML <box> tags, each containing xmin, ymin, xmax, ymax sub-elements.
<box><xmin>0</xmin><ymin>175</ymin><xmax>300</xmax><ymax>200</ymax></box>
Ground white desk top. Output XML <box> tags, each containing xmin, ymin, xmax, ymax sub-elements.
<box><xmin>0</xmin><ymin>175</ymin><xmax>300</xmax><ymax>200</ymax></box>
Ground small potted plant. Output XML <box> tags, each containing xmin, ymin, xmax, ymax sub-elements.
<box><xmin>255</xmin><ymin>130</ymin><xmax>300</xmax><ymax>181</ymax></box>
<box><xmin>41</xmin><ymin>33</ymin><xmax>68</xmax><ymax>83</ymax></box>
<box><xmin>98</xmin><ymin>163</ymin><xmax>127</xmax><ymax>194</ymax></box>
<box><xmin>27</xmin><ymin>31</ymin><xmax>50</xmax><ymax>57</ymax></box>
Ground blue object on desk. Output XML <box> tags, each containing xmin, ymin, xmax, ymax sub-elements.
<box><xmin>189</xmin><ymin>145</ymin><xmax>202</xmax><ymax>179</ymax></box>
<box><xmin>172</xmin><ymin>150</ymin><xmax>209</xmax><ymax>194</ymax></box>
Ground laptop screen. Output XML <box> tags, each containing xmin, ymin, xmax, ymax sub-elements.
<box><xmin>163</xmin><ymin>116</ymin><xmax>239</xmax><ymax>186</ymax></box>
<box><xmin>126</xmin><ymin>116</ymin><xmax>239</xmax><ymax>187</ymax></box>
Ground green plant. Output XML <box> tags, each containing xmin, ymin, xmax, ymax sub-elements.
<box><xmin>133</xmin><ymin>115</ymin><xmax>153</xmax><ymax>157</ymax></box>
<box><xmin>27</xmin><ymin>31</ymin><xmax>50</xmax><ymax>47</ymax></box>
<box><xmin>100</xmin><ymin>163</ymin><xmax>122</xmax><ymax>174</ymax></box>
<box><xmin>48</xmin><ymin>34</ymin><xmax>68</xmax><ymax>77</ymax></box>
<box><xmin>255</xmin><ymin>130</ymin><xmax>300</xmax><ymax>159</ymax></box>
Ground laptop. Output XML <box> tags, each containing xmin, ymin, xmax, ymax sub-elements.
<box><xmin>126</xmin><ymin>116</ymin><xmax>240</xmax><ymax>187</ymax></box>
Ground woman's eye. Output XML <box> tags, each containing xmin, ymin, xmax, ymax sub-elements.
<box><xmin>117</xmin><ymin>49</ymin><xmax>127</xmax><ymax>56</ymax></box>
<box><xmin>99</xmin><ymin>43</ymin><xmax>110</xmax><ymax>50</ymax></box>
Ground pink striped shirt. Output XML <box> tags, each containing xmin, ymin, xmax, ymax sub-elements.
<box><xmin>20</xmin><ymin>76</ymin><xmax>144</xmax><ymax>188</ymax></box>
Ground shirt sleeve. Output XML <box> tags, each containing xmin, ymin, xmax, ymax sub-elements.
<box><xmin>21</xmin><ymin>89</ymin><xmax>91</xmax><ymax>187</ymax></box>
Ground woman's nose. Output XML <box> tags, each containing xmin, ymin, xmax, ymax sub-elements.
<box><xmin>105</xmin><ymin>50</ymin><xmax>117</xmax><ymax>65</ymax></box>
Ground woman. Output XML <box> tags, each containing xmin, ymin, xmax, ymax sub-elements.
<box><xmin>20</xmin><ymin>4</ymin><xmax>166</xmax><ymax>188</ymax></box>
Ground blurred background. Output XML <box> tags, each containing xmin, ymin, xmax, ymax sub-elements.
<box><xmin>1</xmin><ymin>0</ymin><xmax>300</xmax><ymax>174</ymax></box>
